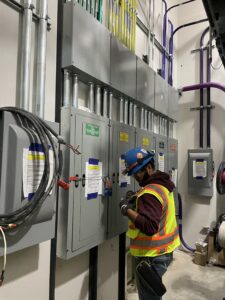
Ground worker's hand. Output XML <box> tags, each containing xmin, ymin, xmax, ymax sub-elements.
<box><xmin>125</xmin><ymin>191</ymin><xmax>137</xmax><ymax>209</ymax></box>
<box><xmin>119</xmin><ymin>193</ymin><xmax>136</xmax><ymax>216</ymax></box>
<box><xmin>119</xmin><ymin>198</ymin><xmax>130</xmax><ymax>216</ymax></box>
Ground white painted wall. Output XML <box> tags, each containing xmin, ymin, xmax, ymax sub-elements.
<box><xmin>177</xmin><ymin>0</ymin><xmax>225</xmax><ymax>247</ymax></box>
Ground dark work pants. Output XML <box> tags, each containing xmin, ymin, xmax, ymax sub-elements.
<box><xmin>134</xmin><ymin>253</ymin><xmax>173</xmax><ymax>300</ymax></box>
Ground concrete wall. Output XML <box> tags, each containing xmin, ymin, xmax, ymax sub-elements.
<box><xmin>177</xmin><ymin>0</ymin><xmax>225</xmax><ymax>247</ymax></box>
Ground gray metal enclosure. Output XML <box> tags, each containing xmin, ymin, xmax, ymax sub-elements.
<box><xmin>107</xmin><ymin>121</ymin><xmax>135</xmax><ymax>239</ymax></box>
<box><xmin>0</xmin><ymin>112</ymin><xmax>57</xmax><ymax>255</ymax></box>
<box><xmin>168</xmin><ymin>138</ymin><xmax>178</xmax><ymax>211</ymax></box>
<box><xmin>57</xmin><ymin>108</ymin><xmax>109</xmax><ymax>258</ymax></box>
<box><xmin>155</xmin><ymin>134</ymin><xmax>168</xmax><ymax>173</ymax></box>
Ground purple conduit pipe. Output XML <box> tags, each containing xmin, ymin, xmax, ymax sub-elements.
<box><xmin>168</xmin><ymin>20</ymin><xmax>173</xmax><ymax>86</ymax></box>
<box><xmin>206</xmin><ymin>39</ymin><xmax>211</xmax><ymax>147</ymax></box>
<box><xmin>182</xmin><ymin>82</ymin><xmax>225</xmax><ymax>93</ymax></box>
<box><xmin>178</xmin><ymin>193</ymin><xmax>195</xmax><ymax>252</ymax></box>
<box><xmin>162</xmin><ymin>0</ymin><xmax>167</xmax><ymax>80</ymax></box>
<box><xmin>199</xmin><ymin>27</ymin><xmax>209</xmax><ymax>148</ymax></box>
<box><xmin>162</xmin><ymin>0</ymin><xmax>197</xmax><ymax>80</ymax></box>
<box><xmin>168</xmin><ymin>18</ymin><xmax>208</xmax><ymax>86</ymax></box>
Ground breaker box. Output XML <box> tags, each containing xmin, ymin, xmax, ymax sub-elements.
<box><xmin>135</xmin><ymin>128</ymin><xmax>156</xmax><ymax>191</ymax></box>
<box><xmin>57</xmin><ymin>108</ymin><xmax>109</xmax><ymax>259</ymax></box>
<box><xmin>107</xmin><ymin>121</ymin><xmax>135</xmax><ymax>239</ymax></box>
<box><xmin>188</xmin><ymin>149</ymin><xmax>214</xmax><ymax>197</ymax></box>
<box><xmin>155</xmin><ymin>134</ymin><xmax>168</xmax><ymax>173</ymax></box>
<box><xmin>0</xmin><ymin>112</ymin><xmax>58</xmax><ymax>255</ymax></box>
<box><xmin>168</xmin><ymin>138</ymin><xmax>178</xmax><ymax>212</ymax></box>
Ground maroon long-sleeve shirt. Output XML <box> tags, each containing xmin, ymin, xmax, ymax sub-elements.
<box><xmin>134</xmin><ymin>171</ymin><xmax>175</xmax><ymax>236</ymax></box>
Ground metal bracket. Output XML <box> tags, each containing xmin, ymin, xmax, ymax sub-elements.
<box><xmin>190</xmin><ymin>105</ymin><xmax>215</xmax><ymax>111</ymax></box>
<box><xmin>191</xmin><ymin>45</ymin><xmax>215</xmax><ymax>54</ymax></box>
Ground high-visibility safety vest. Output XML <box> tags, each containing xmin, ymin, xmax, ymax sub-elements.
<box><xmin>127</xmin><ymin>183</ymin><xmax>180</xmax><ymax>257</ymax></box>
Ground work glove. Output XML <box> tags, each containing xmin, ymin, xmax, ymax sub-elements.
<box><xmin>119</xmin><ymin>191</ymin><xmax>137</xmax><ymax>216</ymax></box>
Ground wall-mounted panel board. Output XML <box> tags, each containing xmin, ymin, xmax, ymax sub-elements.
<box><xmin>155</xmin><ymin>134</ymin><xmax>168</xmax><ymax>173</ymax></box>
<box><xmin>168</xmin><ymin>86</ymin><xmax>179</xmax><ymax>121</ymax></box>
<box><xmin>62</xmin><ymin>1</ymin><xmax>110</xmax><ymax>84</ymax></box>
<box><xmin>188</xmin><ymin>148</ymin><xmax>213</xmax><ymax>197</ymax></box>
<box><xmin>110</xmin><ymin>36</ymin><xmax>136</xmax><ymax>99</ymax></box>
<box><xmin>135</xmin><ymin>128</ymin><xmax>156</xmax><ymax>191</ymax></box>
<box><xmin>168</xmin><ymin>138</ymin><xmax>178</xmax><ymax>212</ymax></box>
<box><xmin>0</xmin><ymin>112</ymin><xmax>57</xmax><ymax>255</ymax></box>
<box><xmin>107</xmin><ymin>122</ymin><xmax>135</xmax><ymax>239</ymax></box>
<box><xmin>137</xmin><ymin>58</ymin><xmax>154</xmax><ymax>108</ymax></box>
<box><xmin>57</xmin><ymin>108</ymin><xmax>109</xmax><ymax>259</ymax></box>
<box><xmin>154</xmin><ymin>74</ymin><xmax>168</xmax><ymax>116</ymax></box>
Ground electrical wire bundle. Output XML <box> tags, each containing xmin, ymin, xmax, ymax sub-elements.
<box><xmin>0</xmin><ymin>106</ymin><xmax>80</xmax><ymax>286</ymax></box>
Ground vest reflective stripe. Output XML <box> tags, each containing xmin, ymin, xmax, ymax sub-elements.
<box><xmin>130</xmin><ymin>234</ymin><xmax>180</xmax><ymax>251</ymax></box>
<box><xmin>134</xmin><ymin>226</ymin><xmax>178</xmax><ymax>241</ymax></box>
<box><xmin>130</xmin><ymin>227</ymin><xmax>179</xmax><ymax>247</ymax></box>
<box><xmin>127</xmin><ymin>183</ymin><xmax>180</xmax><ymax>257</ymax></box>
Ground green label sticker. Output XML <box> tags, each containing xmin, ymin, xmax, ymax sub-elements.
<box><xmin>86</xmin><ymin>123</ymin><xmax>100</xmax><ymax>137</ymax></box>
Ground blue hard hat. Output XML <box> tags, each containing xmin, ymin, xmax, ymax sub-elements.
<box><xmin>122</xmin><ymin>147</ymin><xmax>155</xmax><ymax>176</ymax></box>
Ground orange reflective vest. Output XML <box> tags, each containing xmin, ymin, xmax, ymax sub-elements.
<box><xmin>127</xmin><ymin>183</ymin><xmax>180</xmax><ymax>257</ymax></box>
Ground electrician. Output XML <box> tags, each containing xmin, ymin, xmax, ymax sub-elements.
<box><xmin>119</xmin><ymin>147</ymin><xmax>180</xmax><ymax>300</ymax></box>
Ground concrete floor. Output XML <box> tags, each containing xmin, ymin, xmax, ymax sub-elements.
<box><xmin>126</xmin><ymin>250</ymin><xmax>225</xmax><ymax>300</ymax></box>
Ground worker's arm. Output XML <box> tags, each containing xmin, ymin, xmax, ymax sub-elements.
<box><xmin>133</xmin><ymin>194</ymin><xmax>162</xmax><ymax>236</ymax></box>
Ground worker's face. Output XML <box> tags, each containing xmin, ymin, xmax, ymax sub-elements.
<box><xmin>133</xmin><ymin>164</ymin><xmax>154</xmax><ymax>183</ymax></box>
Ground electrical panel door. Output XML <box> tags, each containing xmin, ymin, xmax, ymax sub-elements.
<box><xmin>135</xmin><ymin>128</ymin><xmax>156</xmax><ymax>191</ymax></box>
<box><xmin>57</xmin><ymin>108</ymin><xmax>109</xmax><ymax>259</ymax></box>
<box><xmin>62</xmin><ymin>1</ymin><xmax>110</xmax><ymax>84</ymax></box>
<box><xmin>188</xmin><ymin>149</ymin><xmax>213</xmax><ymax>197</ymax></box>
<box><xmin>154</xmin><ymin>73</ymin><xmax>168</xmax><ymax>116</ymax></box>
<box><xmin>137</xmin><ymin>57</ymin><xmax>155</xmax><ymax>108</ymax></box>
<box><xmin>168</xmin><ymin>138</ymin><xmax>178</xmax><ymax>212</ymax></box>
<box><xmin>107</xmin><ymin>121</ymin><xmax>135</xmax><ymax>239</ymax></box>
<box><xmin>0</xmin><ymin>112</ymin><xmax>57</xmax><ymax>255</ymax></box>
<box><xmin>155</xmin><ymin>134</ymin><xmax>168</xmax><ymax>173</ymax></box>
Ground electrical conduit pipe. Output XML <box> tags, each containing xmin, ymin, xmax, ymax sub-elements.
<box><xmin>199</xmin><ymin>27</ymin><xmax>209</xmax><ymax>148</ymax></box>
<box><xmin>162</xmin><ymin>0</ymin><xmax>196</xmax><ymax>80</ymax></box>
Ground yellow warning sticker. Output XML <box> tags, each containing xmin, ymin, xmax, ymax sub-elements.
<box><xmin>120</xmin><ymin>132</ymin><xmax>129</xmax><ymax>142</ymax></box>
<box><xmin>142</xmin><ymin>137</ymin><xmax>150</xmax><ymax>146</ymax></box>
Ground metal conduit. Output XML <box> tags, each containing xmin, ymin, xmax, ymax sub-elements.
<box><xmin>63</xmin><ymin>70</ymin><xmax>71</xmax><ymax>107</ymax></box>
<box><xmin>147</xmin><ymin>111</ymin><xmax>151</xmax><ymax>131</ymax></box>
<box><xmin>95</xmin><ymin>85</ymin><xmax>101</xmax><ymax>116</ymax></box>
<box><xmin>119</xmin><ymin>97</ymin><xmax>124</xmax><ymax>123</ymax></box>
<box><xmin>35</xmin><ymin>0</ymin><xmax>48</xmax><ymax>118</ymax></box>
<box><xmin>20</xmin><ymin>0</ymin><xmax>33</xmax><ymax>111</ymax></box>
<box><xmin>89</xmin><ymin>82</ymin><xmax>95</xmax><ymax>113</ymax></box>
<box><xmin>140</xmin><ymin>108</ymin><xmax>144</xmax><ymax>130</ymax></box>
<box><xmin>103</xmin><ymin>89</ymin><xmax>108</xmax><ymax>118</ymax></box>
<box><xmin>72</xmin><ymin>75</ymin><xmax>79</xmax><ymax>108</ymax></box>
<box><xmin>144</xmin><ymin>109</ymin><xmax>148</xmax><ymax>130</ymax></box>
<box><xmin>129</xmin><ymin>102</ymin><xmax>133</xmax><ymax>126</ymax></box>
<box><xmin>133</xmin><ymin>104</ymin><xmax>137</xmax><ymax>127</ymax></box>
<box><xmin>2</xmin><ymin>0</ymin><xmax>51</xmax><ymax>28</ymax></box>
<box><xmin>124</xmin><ymin>99</ymin><xmax>128</xmax><ymax>125</ymax></box>
<box><xmin>109</xmin><ymin>92</ymin><xmax>113</xmax><ymax>120</ymax></box>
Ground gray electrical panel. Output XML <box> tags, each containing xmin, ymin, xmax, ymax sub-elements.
<box><xmin>168</xmin><ymin>86</ymin><xmax>179</xmax><ymax>121</ymax></box>
<box><xmin>0</xmin><ymin>112</ymin><xmax>57</xmax><ymax>255</ymax></box>
<box><xmin>107</xmin><ymin>122</ymin><xmax>135</xmax><ymax>239</ymax></box>
<box><xmin>188</xmin><ymin>149</ymin><xmax>214</xmax><ymax>197</ymax></box>
<box><xmin>110</xmin><ymin>36</ymin><xmax>136</xmax><ymax>99</ymax></box>
<box><xmin>135</xmin><ymin>129</ymin><xmax>156</xmax><ymax>191</ymax></box>
<box><xmin>137</xmin><ymin>57</ymin><xmax>155</xmax><ymax>108</ymax></box>
<box><xmin>154</xmin><ymin>74</ymin><xmax>168</xmax><ymax>116</ymax></box>
<box><xmin>62</xmin><ymin>1</ymin><xmax>110</xmax><ymax>84</ymax></box>
<box><xmin>155</xmin><ymin>134</ymin><xmax>168</xmax><ymax>173</ymax></box>
<box><xmin>168</xmin><ymin>138</ymin><xmax>178</xmax><ymax>212</ymax></box>
<box><xmin>57</xmin><ymin>108</ymin><xmax>109</xmax><ymax>259</ymax></box>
